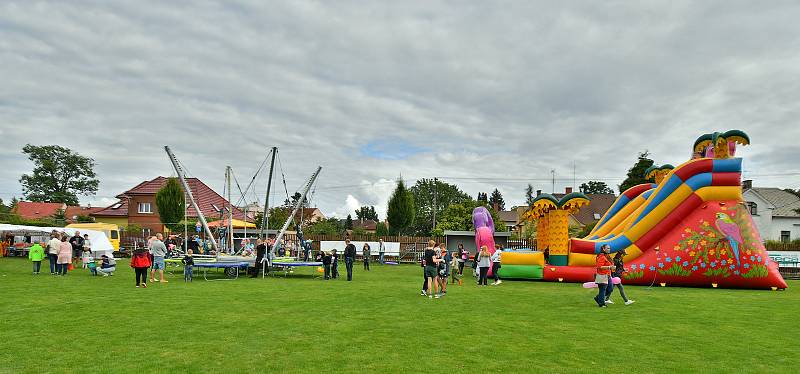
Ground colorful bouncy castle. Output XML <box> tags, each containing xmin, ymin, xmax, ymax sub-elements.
<box><xmin>499</xmin><ymin>130</ymin><xmax>787</xmax><ymax>290</ymax></box>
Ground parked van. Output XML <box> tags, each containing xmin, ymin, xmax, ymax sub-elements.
<box><xmin>65</xmin><ymin>223</ymin><xmax>121</xmax><ymax>251</ymax></box>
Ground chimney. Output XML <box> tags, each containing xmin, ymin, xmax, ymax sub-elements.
<box><xmin>742</xmin><ymin>180</ymin><xmax>752</xmax><ymax>191</ymax></box>
<box><xmin>565</xmin><ymin>187</ymin><xmax>573</xmax><ymax>194</ymax></box>
<box><xmin>536</xmin><ymin>189</ymin><xmax>542</xmax><ymax>197</ymax></box>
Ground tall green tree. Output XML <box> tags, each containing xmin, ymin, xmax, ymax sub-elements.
<box><xmin>345</xmin><ymin>214</ymin><xmax>354</xmax><ymax>230</ymax></box>
<box><xmin>618</xmin><ymin>151</ymin><xmax>655</xmax><ymax>193</ymax></box>
<box><xmin>525</xmin><ymin>184</ymin><xmax>535</xmax><ymax>205</ymax></box>
<box><xmin>387</xmin><ymin>179</ymin><xmax>415</xmax><ymax>235</ymax></box>
<box><xmin>476</xmin><ymin>192</ymin><xmax>488</xmax><ymax>202</ymax></box>
<box><xmin>254</xmin><ymin>207</ymin><xmax>291</xmax><ymax>230</ymax></box>
<box><xmin>408</xmin><ymin>178</ymin><xmax>471</xmax><ymax>236</ymax></box>
<box><xmin>431</xmin><ymin>200</ymin><xmax>507</xmax><ymax>236</ymax></box>
<box><xmin>155</xmin><ymin>178</ymin><xmax>185</xmax><ymax>233</ymax></box>
<box><xmin>19</xmin><ymin>144</ymin><xmax>99</xmax><ymax>205</ymax></box>
<box><xmin>355</xmin><ymin>205</ymin><xmax>379</xmax><ymax>221</ymax></box>
<box><xmin>306</xmin><ymin>217</ymin><xmax>342</xmax><ymax>235</ymax></box>
<box><xmin>375</xmin><ymin>221</ymin><xmax>389</xmax><ymax>236</ymax></box>
<box><xmin>580</xmin><ymin>181</ymin><xmax>614</xmax><ymax>194</ymax></box>
<box><xmin>489</xmin><ymin>188</ymin><xmax>506</xmax><ymax>210</ymax></box>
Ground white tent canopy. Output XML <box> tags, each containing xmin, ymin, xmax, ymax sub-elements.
<box><xmin>0</xmin><ymin>224</ymin><xmax>115</xmax><ymax>258</ymax></box>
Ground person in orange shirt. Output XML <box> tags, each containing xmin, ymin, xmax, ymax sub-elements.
<box><xmin>594</xmin><ymin>245</ymin><xmax>615</xmax><ymax>308</ymax></box>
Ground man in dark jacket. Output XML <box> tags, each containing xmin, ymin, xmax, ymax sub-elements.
<box><xmin>69</xmin><ymin>231</ymin><xmax>85</xmax><ymax>263</ymax></box>
<box><xmin>251</xmin><ymin>239</ymin><xmax>266</xmax><ymax>278</ymax></box>
<box><xmin>344</xmin><ymin>239</ymin><xmax>356</xmax><ymax>281</ymax></box>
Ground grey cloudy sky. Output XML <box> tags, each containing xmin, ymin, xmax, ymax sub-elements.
<box><xmin>1</xmin><ymin>1</ymin><xmax>799</xmax><ymax>218</ymax></box>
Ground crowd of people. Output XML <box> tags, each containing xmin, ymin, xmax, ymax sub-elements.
<box><xmin>17</xmin><ymin>229</ymin><xmax>636</xmax><ymax>307</ymax></box>
<box><xmin>23</xmin><ymin>230</ymin><xmax>116</xmax><ymax>277</ymax></box>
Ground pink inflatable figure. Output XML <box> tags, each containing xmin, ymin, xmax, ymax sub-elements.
<box><xmin>473</xmin><ymin>206</ymin><xmax>497</xmax><ymax>276</ymax></box>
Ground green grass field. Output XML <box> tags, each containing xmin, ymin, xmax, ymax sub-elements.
<box><xmin>1</xmin><ymin>258</ymin><xmax>798</xmax><ymax>373</ymax></box>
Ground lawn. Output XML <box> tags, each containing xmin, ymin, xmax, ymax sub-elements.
<box><xmin>0</xmin><ymin>258</ymin><xmax>798</xmax><ymax>373</ymax></box>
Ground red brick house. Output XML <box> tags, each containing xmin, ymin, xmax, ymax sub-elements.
<box><xmin>92</xmin><ymin>177</ymin><xmax>247</xmax><ymax>237</ymax></box>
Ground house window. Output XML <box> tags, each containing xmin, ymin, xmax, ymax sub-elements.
<box><xmin>142</xmin><ymin>228</ymin><xmax>152</xmax><ymax>238</ymax></box>
<box><xmin>111</xmin><ymin>202</ymin><xmax>122</xmax><ymax>209</ymax></box>
<box><xmin>747</xmin><ymin>202</ymin><xmax>758</xmax><ymax>215</ymax></box>
<box><xmin>138</xmin><ymin>202</ymin><xmax>152</xmax><ymax>214</ymax></box>
<box><xmin>781</xmin><ymin>231</ymin><xmax>790</xmax><ymax>243</ymax></box>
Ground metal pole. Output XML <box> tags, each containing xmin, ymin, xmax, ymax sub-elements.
<box><xmin>259</xmin><ymin>147</ymin><xmax>277</xmax><ymax>239</ymax></box>
<box><xmin>227</xmin><ymin>166</ymin><xmax>233</xmax><ymax>253</ymax></box>
<box><xmin>164</xmin><ymin>146</ymin><xmax>217</xmax><ymax>251</ymax></box>
<box><xmin>261</xmin><ymin>166</ymin><xmax>322</xmax><ymax>278</ymax></box>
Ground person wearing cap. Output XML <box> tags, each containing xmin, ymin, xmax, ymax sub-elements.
<box><xmin>594</xmin><ymin>245</ymin><xmax>614</xmax><ymax>308</ymax></box>
<box><xmin>605</xmin><ymin>249</ymin><xmax>635</xmax><ymax>306</ymax></box>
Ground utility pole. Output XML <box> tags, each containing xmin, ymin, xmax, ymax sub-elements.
<box><xmin>432</xmin><ymin>177</ymin><xmax>438</xmax><ymax>231</ymax></box>
<box><xmin>551</xmin><ymin>169</ymin><xmax>555</xmax><ymax>194</ymax></box>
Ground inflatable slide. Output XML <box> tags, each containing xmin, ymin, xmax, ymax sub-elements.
<box><xmin>502</xmin><ymin>130</ymin><xmax>787</xmax><ymax>290</ymax></box>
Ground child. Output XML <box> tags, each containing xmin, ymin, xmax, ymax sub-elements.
<box><xmin>82</xmin><ymin>234</ymin><xmax>92</xmax><ymax>267</ymax></box>
<box><xmin>437</xmin><ymin>245</ymin><xmax>448</xmax><ymax>295</ymax></box>
<box><xmin>28</xmin><ymin>242</ymin><xmax>45</xmax><ymax>274</ymax></box>
<box><xmin>450</xmin><ymin>251</ymin><xmax>462</xmax><ymax>285</ymax></box>
<box><xmin>182</xmin><ymin>249</ymin><xmax>195</xmax><ymax>282</ymax></box>
<box><xmin>331</xmin><ymin>249</ymin><xmax>339</xmax><ymax>279</ymax></box>
<box><xmin>130</xmin><ymin>248</ymin><xmax>151</xmax><ymax>288</ymax></box>
<box><xmin>81</xmin><ymin>246</ymin><xmax>93</xmax><ymax>269</ymax></box>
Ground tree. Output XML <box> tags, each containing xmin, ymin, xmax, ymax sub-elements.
<box><xmin>375</xmin><ymin>221</ymin><xmax>389</xmax><ymax>236</ymax></box>
<box><xmin>155</xmin><ymin>178</ymin><xmax>185</xmax><ymax>233</ymax></box>
<box><xmin>51</xmin><ymin>208</ymin><xmax>66</xmax><ymax>224</ymax></box>
<box><xmin>408</xmin><ymin>178</ymin><xmax>471</xmax><ymax>236</ymax></box>
<box><xmin>75</xmin><ymin>215</ymin><xmax>95</xmax><ymax>223</ymax></box>
<box><xmin>489</xmin><ymin>188</ymin><xmax>506</xmax><ymax>210</ymax></box>
<box><xmin>476</xmin><ymin>192</ymin><xmax>488</xmax><ymax>202</ymax></box>
<box><xmin>525</xmin><ymin>184</ymin><xmax>535</xmax><ymax>206</ymax></box>
<box><xmin>345</xmin><ymin>214</ymin><xmax>354</xmax><ymax>230</ymax></box>
<box><xmin>254</xmin><ymin>207</ymin><xmax>291</xmax><ymax>230</ymax></box>
<box><xmin>306</xmin><ymin>218</ymin><xmax>342</xmax><ymax>235</ymax></box>
<box><xmin>618</xmin><ymin>151</ymin><xmax>655</xmax><ymax>193</ymax></box>
<box><xmin>0</xmin><ymin>199</ymin><xmax>9</xmax><ymax>217</ymax></box>
<box><xmin>355</xmin><ymin>206</ymin><xmax>379</xmax><ymax>221</ymax></box>
<box><xmin>387</xmin><ymin>179</ymin><xmax>415</xmax><ymax>235</ymax></box>
<box><xmin>431</xmin><ymin>200</ymin><xmax>507</xmax><ymax>236</ymax></box>
<box><xmin>284</xmin><ymin>192</ymin><xmax>308</xmax><ymax>208</ymax></box>
<box><xmin>19</xmin><ymin>144</ymin><xmax>99</xmax><ymax>205</ymax></box>
<box><xmin>579</xmin><ymin>181</ymin><xmax>614</xmax><ymax>194</ymax></box>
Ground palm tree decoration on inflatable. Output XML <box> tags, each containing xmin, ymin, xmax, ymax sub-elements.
<box><xmin>692</xmin><ymin>130</ymin><xmax>750</xmax><ymax>159</ymax></box>
<box><xmin>522</xmin><ymin>192</ymin><xmax>590</xmax><ymax>266</ymax></box>
<box><xmin>644</xmin><ymin>164</ymin><xmax>675</xmax><ymax>184</ymax></box>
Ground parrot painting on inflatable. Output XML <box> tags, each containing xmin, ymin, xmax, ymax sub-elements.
<box><xmin>472</xmin><ymin>206</ymin><xmax>497</xmax><ymax>275</ymax></box>
<box><xmin>715</xmin><ymin>212</ymin><xmax>743</xmax><ymax>268</ymax></box>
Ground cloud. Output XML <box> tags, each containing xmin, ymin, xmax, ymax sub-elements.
<box><xmin>0</xmin><ymin>1</ymin><xmax>798</xmax><ymax>215</ymax></box>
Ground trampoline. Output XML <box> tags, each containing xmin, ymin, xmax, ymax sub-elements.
<box><xmin>271</xmin><ymin>261</ymin><xmax>323</xmax><ymax>277</ymax></box>
<box><xmin>193</xmin><ymin>262</ymin><xmax>250</xmax><ymax>281</ymax></box>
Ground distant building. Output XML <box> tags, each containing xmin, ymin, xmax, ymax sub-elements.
<box><xmin>351</xmin><ymin>219</ymin><xmax>378</xmax><ymax>234</ymax></box>
<box><xmin>64</xmin><ymin>206</ymin><xmax>104</xmax><ymax>223</ymax></box>
<box><xmin>742</xmin><ymin>180</ymin><xmax>800</xmax><ymax>242</ymax></box>
<box><xmin>14</xmin><ymin>202</ymin><xmax>66</xmax><ymax>221</ymax></box>
<box><xmin>92</xmin><ymin>176</ymin><xmax>247</xmax><ymax>237</ymax></box>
